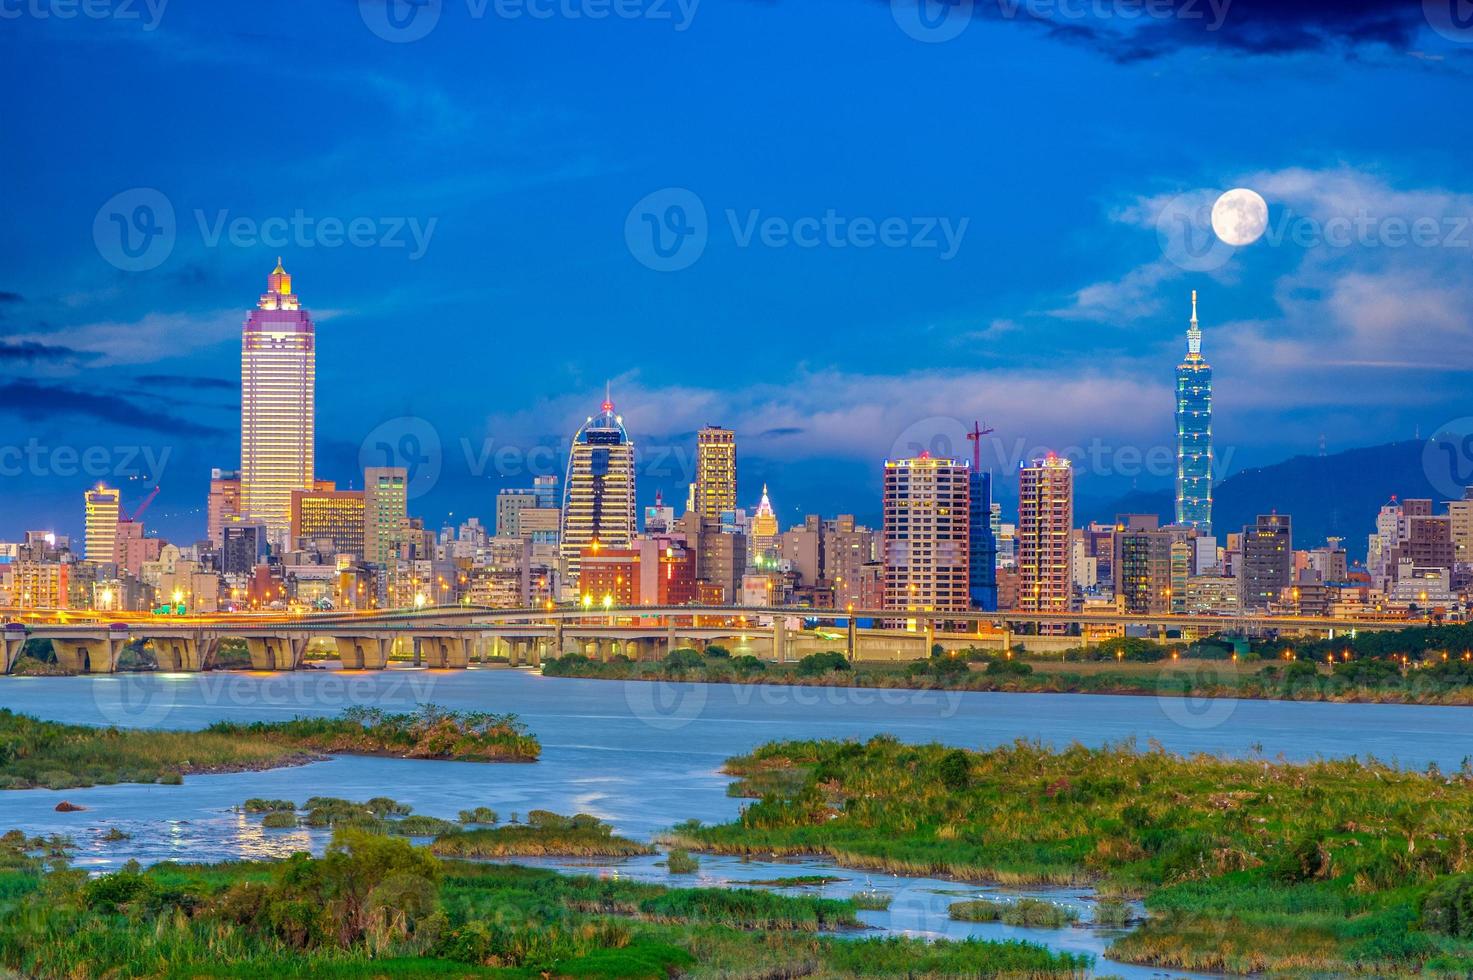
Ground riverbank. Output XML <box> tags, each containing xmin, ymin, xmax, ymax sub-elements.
<box><xmin>665</xmin><ymin>736</ymin><xmax>1473</xmax><ymax>975</ymax></box>
<box><xmin>0</xmin><ymin>826</ymin><xmax>1091</xmax><ymax>978</ymax></box>
<box><xmin>0</xmin><ymin>705</ymin><xmax>540</xmax><ymax>790</ymax></box>
<box><xmin>542</xmin><ymin>649</ymin><xmax>1473</xmax><ymax>707</ymax></box>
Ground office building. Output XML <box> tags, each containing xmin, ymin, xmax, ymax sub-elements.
<box><xmin>1112</xmin><ymin>515</ymin><xmax>1171</xmax><ymax>615</ymax></box>
<box><xmin>364</xmin><ymin>467</ymin><xmax>408</xmax><ymax>566</ymax></box>
<box><xmin>1017</xmin><ymin>455</ymin><xmax>1073</xmax><ymax>625</ymax></box>
<box><xmin>882</xmin><ymin>454</ymin><xmax>971</xmax><ymax>616</ymax></box>
<box><xmin>84</xmin><ymin>485</ymin><xmax>121</xmax><ymax>563</ymax></box>
<box><xmin>694</xmin><ymin>426</ymin><xmax>737</xmax><ymax>520</ymax></box>
<box><xmin>1175</xmin><ymin>290</ymin><xmax>1213</xmax><ymax>534</ymax></box>
<box><xmin>240</xmin><ymin>260</ymin><xmax>316</xmax><ymax>547</ymax></box>
<box><xmin>1239</xmin><ymin>514</ymin><xmax>1292</xmax><ymax>610</ymax></box>
<box><xmin>207</xmin><ymin>468</ymin><xmax>242</xmax><ymax>547</ymax></box>
<box><xmin>968</xmin><ymin>468</ymin><xmax>997</xmax><ymax>610</ymax></box>
<box><xmin>559</xmin><ymin>391</ymin><xmax>636</xmax><ymax>598</ymax></box>
<box><xmin>290</xmin><ymin>487</ymin><xmax>365</xmax><ymax>557</ymax></box>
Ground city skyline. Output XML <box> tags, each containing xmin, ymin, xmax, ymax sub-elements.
<box><xmin>5</xmin><ymin>5</ymin><xmax>1473</xmax><ymax>541</ymax></box>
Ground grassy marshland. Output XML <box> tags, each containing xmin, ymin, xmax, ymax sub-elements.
<box><xmin>430</xmin><ymin>811</ymin><xmax>655</xmax><ymax>859</ymax></box>
<box><xmin>0</xmin><ymin>827</ymin><xmax>1090</xmax><ymax>978</ymax></box>
<box><xmin>0</xmin><ymin>706</ymin><xmax>540</xmax><ymax>790</ymax></box>
<box><xmin>668</xmin><ymin>735</ymin><xmax>1473</xmax><ymax>975</ymax></box>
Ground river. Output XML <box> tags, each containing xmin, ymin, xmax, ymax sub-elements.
<box><xmin>4</xmin><ymin>665</ymin><xmax>1467</xmax><ymax>977</ymax></box>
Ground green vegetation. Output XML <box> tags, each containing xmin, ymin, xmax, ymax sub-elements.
<box><xmin>206</xmin><ymin>705</ymin><xmax>540</xmax><ymax>763</ymax></box>
<box><xmin>261</xmin><ymin>812</ymin><xmax>297</xmax><ymax>829</ymax></box>
<box><xmin>456</xmin><ymin>806</ymin><xmax>498</xmax><ymax>825</ymax></box>
<box><xmin>663</xmin><ymin>848</ymin><xmax>699</xmax><ymax>874</ymax></box>
<box><xmin>430</xmin><ymin>812</ymin><xmax>654</xmax><ymax>859</ymax></box>
<box><xmin>0</xmin><ymin>706</ymin><xmax>540</xmax><ymax>791</ymax></box>
<box><xmin>745</xmin><ymin>874</ymin><xmax>847</xmax><ymax>887</ymax></box>
<box><xmin>949</xmin><ymin>898</ymin><xmax>1079</xmax><ymax>927</ymax></box>
<box><xmin>1093</xmin><ymin>898</ymin><xmax>1133</xmax><ymax>927</ymax></box>
<box><xmin>542</xmin><ymin>622</ymin><xmax>1473</xmax><ymax>707</ymax></box>
<box><xmin>240</xmin><ymin>797</ymin><xmax>464</xmax><ymax>838</ymax></box>
<box><xmin>0</xmin><ymin>828</ymin><xmax>1089</xmax><ymax>977</ymax></box>
<box><xmin>667</xmin><ymin>735</ymin><xmax>1473</xmax><ymax>975</ymax></box>
<box><xmin>242</xmin><ymin>798</ymin><xmax>296</xmax><ymax>813</ymax></box>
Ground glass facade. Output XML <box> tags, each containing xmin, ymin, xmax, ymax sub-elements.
<box><xmin>1175</xmin><ymin>290</ymin><xmax>1213</xmax><ymax>535</ymax></box>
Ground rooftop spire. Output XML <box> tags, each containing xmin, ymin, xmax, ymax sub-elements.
<box><xmin>601</xmin><ymin>380</ymin><xmax>614</xmax><ymax>414</ymax></box>
<box><xmin>1186</xmin><ymin>289</ymin><xmax>1203</xmax><ymax>359</ymax></box>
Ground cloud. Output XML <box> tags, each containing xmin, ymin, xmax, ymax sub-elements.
<box><xmin>0</xmin><ymin>381</ymin><xmax>227</xmax><ymax>437</ymax></box>
<box><xmin>0</xmin><ymin>292</ymin><xmax>22</xmax><ymax>304</ymax></box>
<box><xmin>133</xmin><ymin>373</ymin><xmax>237</xmax><ymax>391</ymax></box>
<box><xmin>10</xmin><ymin>309</ymin><xmax>240</xmax><ymax>367</ymax></box>
<box><xmin>0</xmin><ymin>340</ymin><xmax>100</xmax><ymax>365</ymax></box>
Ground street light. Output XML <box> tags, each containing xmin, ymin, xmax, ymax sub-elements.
<box><xmin>414</xmin><ymin>593</ymin><xmax>427</xmax><ymax>610</ymax></box>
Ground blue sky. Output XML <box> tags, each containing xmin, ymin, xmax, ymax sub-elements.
<box><xmin>1</xmin><ymin>0</ymin><xmax>1471</xmax><ymax>540</ymax></box>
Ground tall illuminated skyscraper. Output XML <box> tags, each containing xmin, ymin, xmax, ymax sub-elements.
<box><xmin>1017</xmin><ymin>454</ymin><xmax>1072</xmax><ymax>629</ymax></box>
<box><xmin>694</xmin><ymin>426</ymin><xmax>737</xmax><ymax>520</ymax></box>
<box><xmin>882</xmin><ymin>454</ymin><xmax>971</xmax><ymax>616</ymax></box>
<box><xmin>560</xmin><ymin>389</ymin><xmax>636</xmax><ymax>599</ymax></box>
<box><xmin>84</xmin><ymin>485</ymin><xmax>120</xmax><ymax>563</ymax></box>
<box><xmin>1176</xmin><ymin>290</ymin><xmax>1213</xmax><ymax>534</ymax></box>
<box><xmin>240</xmin><ymin>259</ymin><xmax>315</xmax><ymax>549</ymax></box>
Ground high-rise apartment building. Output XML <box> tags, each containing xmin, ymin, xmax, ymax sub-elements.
<box><xmin>364</xmin><ymin>467</ymin><xmax>408</xmax><ymax>566</ymax></box>
<box><xmin>1239</xmin><ymin>513</ymin><xmax>1292</xmax><ymax>610</ymax></box>
<box><xmin>1017</xmin><ymin>455</ymin><xmax>1073</xmax><ymax>625</ymax></box>
<box><xmin>1176</xmin><ymin>291</ymin><xmax>1213</xmax><ymax>534</ymax></box>
<box><xmin>1451</xmin><ymin>489</ymin><xmax>1473</xmax><ymax>564</ymax></box>
<box><xmin>290</xmin><ymin>488</ymin><xmax>366</xmax><ymax>557</ymax></box>
<box><xmin>882</xmin><ymin>454</ymin><xmax>971</xmax><ymax>616</ymax></box>
<box><xmin>84</xmin><ymin>485</ymin><xmax>120</xmax><ymax>563</ymax></box>
<box><xmin>694</xmin><ymin>426</ymin><xmax>737</xmax><ymax>520</ymax></box>
<box><xmin>240</xmin><ymin>260</ymin><xmax>315</xmax><ymax>549</ymax></box>
<box><xmin>559</xmin><ymin>392</ymin><xmax>636</xmax><ymax>598</ymax></box>
<box><xmin>496</xmin><ymin>489</ymin><xmax>538</xmax><ymax>537</ymax></box>
<box><xmin>1112</xmin><ymin>515</ymin><xmax>1171</xmax><ymax>614</ymax></box>
<box><xmin>207</xmin><ymin>469</ymin><xmax>242</xmax><ymax>547</ymax></box>
<box><xmin>968</xmin><ymin>468</ymin><xmax>998</xmax><ymax>611</ymax></box>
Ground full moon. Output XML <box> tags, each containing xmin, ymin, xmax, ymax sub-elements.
<box><xmin>1211</xmin><ymin>187</ymin><xmax>1269</xmax><ymax>246</ymax></box>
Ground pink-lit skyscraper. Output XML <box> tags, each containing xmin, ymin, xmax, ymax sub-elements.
<box><xmin>240</xmin><ymin>259</ymin><xmax>315</xmax><ymax>549</ymax></box>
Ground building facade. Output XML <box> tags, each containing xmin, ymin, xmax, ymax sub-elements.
<box><xmin>364</xmin><ymin>467</ymin><xmax>408</xmax><ymax>567</ymax></box>
<box><xmin>289</xmin><ymin>488</ymin><xmax>366</xmax><ymax>558</ymax></box>
<box><xmin>882</xmin><ymin>454</ymin><xmax>971</xmax><ymax>616</ymax></box>
<box><xmin>1017</xmin><ymin>455</ymin><xmax>1073</xmax><ymax>626</ymax></box>
<box><xmin>1239</xmin><ymin>513</ymin><xmax>1293</xmax><ymax>610</ymax></box>
<box><xmin>694</xmin><ymin>426</ymin><xmax>737</xmax><ymax>521</ymax></box>
<box><xmin>240</xmin><ymin>260</ymin><xmax>316</xmax><ymax>548</ymax></box>
<box><xmin>84</xmin><ymin>485</ymin><xmax>120</xmax><ymax>563</ymax></box>
<box><xmin>559</xmin><ymin>393</ymin><xmax>636</xmax><ymax>599</ymax></box>
<box><xmin>1175</xmin><ymin>290</ymin><xmax>1213</xmax><ymax>534</ymax></box>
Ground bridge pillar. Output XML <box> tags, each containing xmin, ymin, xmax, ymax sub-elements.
<box><xmin>527</xmin><ymin>639</ymin><xmax>541</xmax><ymax>668</ymax></box>
<box><xmin>52</xmin><ymin>636</ymin><xmax>125</xmax><ymax>674</ymax></box>
<box><xmin>772</xmin><ymin>617</ymin><xmax>786</xmax><ymax>662</ymax></box>
<box><xmin>924</xmin><ymin>620</ymin><xmax>936</xmax><ymax>658</ymax></box>
<box><xmin>334</xmin><ymin>635</ymin><xmax>390</xmax><ymax>670</ymax></box>
<box><xmin>3</xmin><ymin>636</ymin><xmax>26</xmax><ymax>674</ymax></box>
<box><xmin>245</xmin><ymin>635</ymin><xmax>307</xmax><ymax>671</ymax></box>
<box><xmin>552</xmin><ymin>622</ymin><xmax>565</xmax><ymax>657</ymax></box>
<box><xmin>666</xmin><ymin>623</ymin><xmax>678</xmax><ymax>658</ymax></box>
<box><xmin>417</xmin><ymin>635</ymin><xmax>468</xmax><ymax>669</ymax></box>
<box><xmin>846</xmin><ymin>618</ymin><xmax>857</xmax><ymax>661</ymax></box>
<box><xmin>150</xmin><ymin>636</ymin><xmax>208</xmax><ymax>672</ymax></box>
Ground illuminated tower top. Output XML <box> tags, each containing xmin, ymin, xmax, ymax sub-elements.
<box><xmin>258</xmin><ymin>257</ymin><xmax>300</xmax><ymax>312</ymax></box>
<box><xmin>1185</xmin><ymin>289</ymin><xmax>1203</xmax><ymax>360</ymax></box>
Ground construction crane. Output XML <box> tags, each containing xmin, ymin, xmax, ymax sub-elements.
<box><xmin>965</xmin><ymin>420</ymin><xmax>995</xmax><ymax>472</ymax></box>
<box><xmin>119</xmin><ymin>485</ymin><xmax>161</xmax><ymax>525</ymax></box>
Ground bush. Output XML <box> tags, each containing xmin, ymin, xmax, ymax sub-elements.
<box><xmin>704</xmin><ymin>645</ymin><xmax>731</xmax><ymax>659</ymax></box>
<box><xmin>665</xmin><ymin>648</ymin><xmax>706</xmax><ymax>671</ymax></box>
<box><xmin>243</xmin><ymin>799</ymin><xmax>295</xmax><ymax>813</ymax></box>
<box><xmin>457</xmin><ymin>807</ymin><xmax>498</xmax><ymax>825</ymax></box>
<box><xmin>732</xmin><ymin>655</ymin><xmax>766</xmax><ymax>674</ymax></box>
<box><xmin>796</xmin><ymin>651</ymin><xmax>850</xmax><ymax>676</ymax></box>
<box><xmin>261</xmin><ymin>812</ymin><xmax>297</xmax><ymax>829</ymax></box>
<box><xmin>1424</xmin><ymin>875</ymin><xmax>1473</xmax><ymax>938</ymax></box>
<box><xmin>984</xmin><ymin>659</ymin><xmax>1034</xmax><ymax>677</ymax></box>
<box><xmin>665</xmin><ymin>849</ymin><xmax>699</xmax><ymax>874</ymax></box>
<box><xmin>937</xmin><ymin>749</ymin><xmax>972</xmax><ymax>791</ymax></box>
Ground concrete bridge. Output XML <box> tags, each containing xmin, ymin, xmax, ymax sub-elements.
<box><xmin>0</xmin><ymin>604</ymin><xmax>1418</xmax><ymax>675</ymax></box>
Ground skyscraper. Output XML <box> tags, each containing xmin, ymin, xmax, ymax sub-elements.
<box><xmin>694</xmin><ymin>426</ymin><xmax>736</xmax><ymax>520</ymax></box>
<box><xmin>1176</xmin><ymin>290</ymin><xmax>1213</xmax><ymax>534</ymax></box>
<box><xmin>1239</xmin><ymin>513</ymin><xmax>1292</xmax><ymax>610</ymax></box>
<box><xmin>364</xmin><ymin>467</ymin><xmax>408</xmax><ymax>567</ymax></box>
<box><xmin>882</xmin><ymin>454</ymin><xmax>971</xmax><ymax>616</ymax></box>
<box><xmin>749</xmin><ymin>484</ymin><xmax>779</xmax><ymax>564</ymax></box>
<box><xmin>240</xmin><ymin>259</ymin><xmax>315</xmax><ymax>549</ymax></box>
<box><xmin>560</xmin><ymin>390</ymin><xmax>636</xmax><ymax>598</ymax></box>
<box><xmin>968</xmin><ymin>468</ymin><xmax>997</xmax><ymax>612</ymax></box>
<box><xmin>83</xmin><ymin>485</ymin><xmax>120</xmax><ymax>563</ymax></box>
<box><xmin>1017</xmin><ymin>455</ymin><xmax>1073</xmax><ymax>628</ymax></box>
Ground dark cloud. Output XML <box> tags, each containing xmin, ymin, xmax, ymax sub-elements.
<box><xmin>760</xmin><ymin>427</ymin><xmax>805</xmax><ymax>438</ymax></box>
<box><xmin>134</xmin><ymin>373</ymin><xmax>237</xmax><ymax>391</ymax></box>
<box><xmin>0</xmin><ymin>340</ymin><xmax>99</xmax><ymax>364</ymax></box>
<box><xmin>0</xmin><ymin>292</ymin><xmax>22</xmax><ymax>304</ymax></box>
<box><xmin>895</xmin><ymin>0</ymin><xmax>1428</xmax><ymax>62</ymax></box>
<box><xmin>0</xmin><ymin>381</ymin><xmax>227</xmax><ymax>437</ymax></box>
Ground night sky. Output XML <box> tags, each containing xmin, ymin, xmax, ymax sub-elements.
<box><xmin>2</xmin><ymin>1</ymin><xmax>1470</xmax><ymax>541</ymax></box>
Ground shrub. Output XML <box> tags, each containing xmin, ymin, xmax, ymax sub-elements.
<box><xmin>937</xmin><ymin>749</ymin><xmax>972</xmax><ymax>791</ymax></box>
<box><xmin>796</xmin><ymin>651</ymin><xmax>850</xmax><ymax>676</ymax></box>
<box><xmin>457</xmin><ymin>807</ymin><xmax>498</xmax><ymax>825</ymax></box>
<box><xmin>665</xmin><ymin>648</ymin><xmax>706</xmax><ymax>671</ymax></box>
<box><xmin>984</xmin><ymin>659</ymin><xmax>1034</xmax><ymax>677</ymax></box>
<box><xmin>1423</xmin><ymin>875</ymin><xmax>1473</xmax><ymax>938</ymax></box>
<box><xmin>732</xmin><ymin>655</ymin><xmax>766</xmax><ymax>674</ymax></box>
<box><xmin>243</xmin><ymin>798</ymin><xmax>295</xmax><ymax>813</ymax></box>
<box><xmin>704</xmin><ymin>645</ymin><xmax>731</xmax><ymax>659</ymax></box>
<box><xmin>665</xmin><ymin>849</ymin><xmax>699</xmax><ymax>874</ymax></box>
<box><xmin>261</xmin><ymin>812</ymin><xmax>297</xmax><ymax>829</ymax></box>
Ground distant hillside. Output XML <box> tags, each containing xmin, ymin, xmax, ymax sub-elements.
<box><xmin>1083</xmin><ymin>441</ymin><xmax>1448</xmax><ymax>560</ymax></box>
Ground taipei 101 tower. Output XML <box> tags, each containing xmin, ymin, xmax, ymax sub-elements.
<box><xmin>1175</xmin><ymin>290</ymin><xmax>1213</xmax><ymax>534</ymax></box>
<box><xmin>240</xmin><ymin>259</ymin><xmax>316</xmax><ymax>549</ymax></box>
